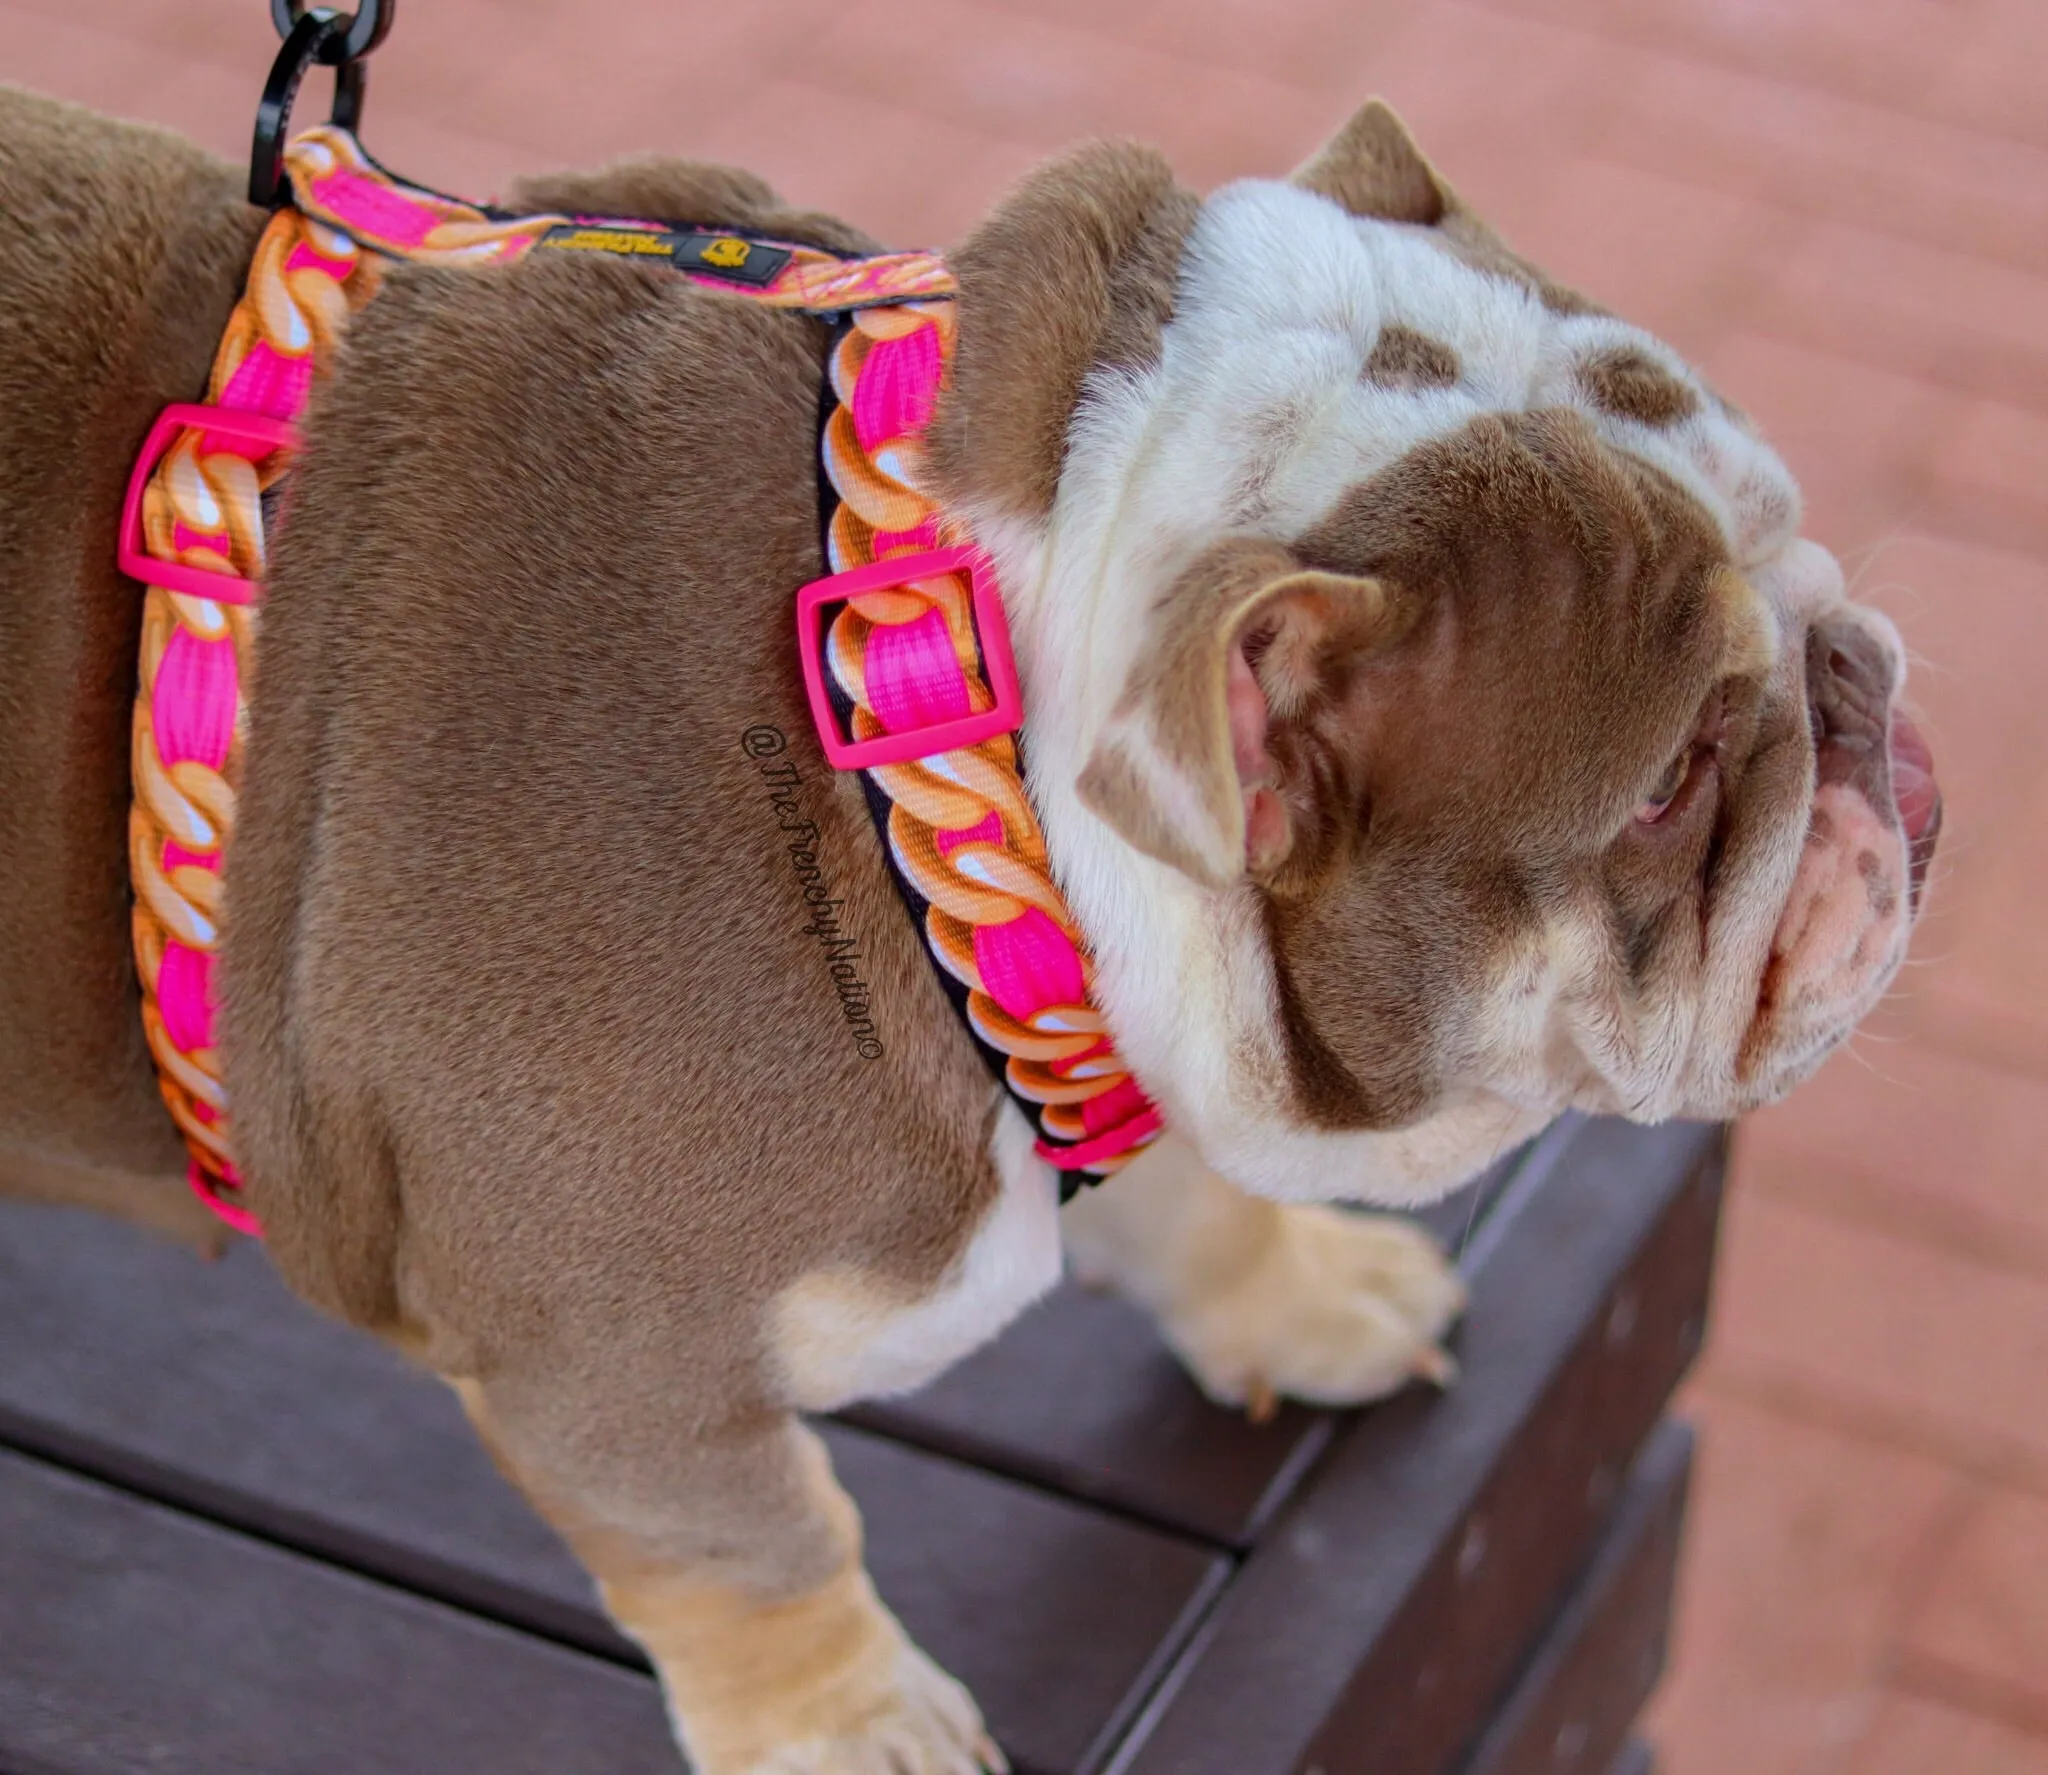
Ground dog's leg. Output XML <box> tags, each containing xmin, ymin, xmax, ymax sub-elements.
<box><xmin>452</xmin><ymin>1379</ymin><xmax>1000</xmax><ymax>1775</ymax></box>
<box><xmin>1061</xmin><ymin>1137</ymin><xmax>1466</xmax><ymax>1419</ymax></box>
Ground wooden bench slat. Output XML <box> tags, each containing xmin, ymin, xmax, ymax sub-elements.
<box><xmin>0</xmin><ymin>1444</ymin><xmax>679</xmax><ymax>1775</ymax></box>
<box><xmin>0</xmin><ymin>1205</ymin><xmax>1228</xmax><ymax>1775</ymax></box>
<box><xmin>1457</xmin><ymin>1418</ymin><xmax>1693</xmax><ymax>1775</ymax></box>
<box><xmin>0</xmin><ymin>1202</ymin><xmax>613</xmax><ymax>1647</ymax></box>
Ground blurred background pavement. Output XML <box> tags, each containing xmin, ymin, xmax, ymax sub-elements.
<box><xmin>9</xmin><ymin>2</ymin><xmax>2047</xmax><ymax>1769</ymax></box>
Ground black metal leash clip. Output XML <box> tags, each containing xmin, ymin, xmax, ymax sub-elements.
<box><xmin>249</xmin><ymin>0</ymin><xmax>397</xmax><ymax>207</ymax></box>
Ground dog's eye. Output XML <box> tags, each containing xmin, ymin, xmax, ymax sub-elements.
<box><xmin>1635</xmin><ymin>749</ymin><xmax>1696</xmax><ymax>824</ymax></box>
<box><xmin>1635</xmin><ymin>687</ymin><xmax>1728</xmax><ymax>828</ymax></box>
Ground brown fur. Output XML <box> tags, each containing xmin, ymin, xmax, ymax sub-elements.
<box><xmin>0</xmin><ymin>83</ymin><xmax>1221</xmax><ymax>1767</ymax></box>
<box><xmin>1267</xmin><ymin>409</ymin><xmax>1747</xmax><ymax>1126</ymax></box>
<box><xmin>1078</xmin><ymin>379</ymin><xmax>1774</xmax><ymax>1134</ymax></box>
<box><xmin>1066</xmin><ymin>103</ymin><xmax>1772</xmax><ymax>1137</ymax></box>
<box><xmin>1579</xmin><ymin>345</ymin><xmax>1701</xmax><ymax>428</ymax></box>
<box><xmin>1291</xmin><ymin>100</ymin><xmax>1449</xmax><ymax>228</ymax></box>
<box><xmin>1076</xmin><ymin>539</ymin><xmax>1297</xmax><ymax>885</ymax></box>
<box><xmin>1363</xmin><ymin>324</ymin><xmax>1461</xmax><ymax>391</ymax></box>
<box><xmin>1078</xmin><ymin>541</ymin><xmax>1410</xmax><ymax>890</ymax></box>
<box><xmin>221</xmin><ymin>191</ymin><xmax>1014</xmax><ymax>1448</ymax></box>
<box><xmin>923</xmin><ymin>140</ymin><xmax>1198</xmax><ymax>524</ymax></box>
<box><xmin>0</xmin><ymin>92</ymin><xmax>1027</xmax><ymax>1763</ymax></box>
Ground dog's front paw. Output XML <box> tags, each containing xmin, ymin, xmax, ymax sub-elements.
<box><xmin>736</xmin><ymin>1643</ymin><xmax>1004</xmax><ymax>1775</ymax></box>
<box><xmin>1159</xmin><ymin>1207</ymin><xmax>1466</xmax><ymax>1420</ymax></box>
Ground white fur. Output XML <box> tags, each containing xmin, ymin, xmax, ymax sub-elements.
<box><xmin>958</xmin><ymin>178</ymin><xmax>1871</xmax><ymax>1208</ymax></box>
<box><xmin>771</xmin><ymin>1103</ymin><xmax>1063</xmax><ymax>1411</ymax></box>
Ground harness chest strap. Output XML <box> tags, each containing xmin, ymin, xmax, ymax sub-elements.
<box><xmin>120</xmin><ymin>128</ymin><xmax>1163</xmax><ymax>1233</ymax></box>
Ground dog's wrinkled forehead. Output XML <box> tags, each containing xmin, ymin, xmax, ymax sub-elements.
<box><xmin>1057</xmin><ymin>136</ymin><xmax>1806</xmax><ymax>889</ymax></box>
<box><xmin>1157</xmin><ymin>177</ymin><xmax>1799</xmax><ymax>579</ymax></box>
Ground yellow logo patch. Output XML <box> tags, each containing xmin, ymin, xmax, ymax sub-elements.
<box><xmin>547</xmin><ymin>227</ymin><xmax>675</xmax><ymax>257</ymax></box>
<box><xmin>535</xmin><ymin>224</ymin><xmax>791</xmax><ymax>288</ymax></box>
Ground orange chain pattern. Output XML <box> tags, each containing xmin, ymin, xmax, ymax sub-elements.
<box><xmin>821</xmin><ymin>307</ymin><xmax>1156</xmax><ymax>1169</ymax></box>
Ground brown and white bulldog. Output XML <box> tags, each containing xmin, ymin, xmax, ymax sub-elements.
<box><xmin>0</xmin><ymin>84</ymin><xmax>1939</xmax><ymax>1774</ymax></box>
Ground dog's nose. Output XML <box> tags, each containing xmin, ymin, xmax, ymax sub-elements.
<box><xmin>1806</xmin><ymin>614</ymin><xmax>1941</xmax><ymax>911</ymax></box>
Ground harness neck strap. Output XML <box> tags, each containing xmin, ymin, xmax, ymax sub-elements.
<box><xmin>797</xmin><ymin>313</ymin><xmax>1164</xmax><ymax>1196</ymax></box>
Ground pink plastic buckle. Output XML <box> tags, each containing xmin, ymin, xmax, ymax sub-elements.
<box><xmin>796</xmin><ymin>546</ymin><xmax>1023</xmax><ymax>770</ymax></box>
<box><xmin>117</xmin><ymin>402</ymin><xmax>298</xmax><ymax>605</ymax></box>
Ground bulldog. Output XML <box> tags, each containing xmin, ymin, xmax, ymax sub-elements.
<box><xmin>0</xmin><ymin>83</ymin><xmax>1939</xmax><ymax>1774</ymax></box>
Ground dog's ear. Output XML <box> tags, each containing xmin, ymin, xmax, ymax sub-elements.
<box><xmin>1292</xmin><ymin>100</ymin><xmax>1600</xmax><ymax>317</ymax></box>
<box><xmin>1078</xmin><ymin>540</ymin><xmax>1412</xmax><ymax>889</ymax></box>
<box><xmin>1290</xmin><ymin>99</ymin><xmax>1457</xmax><ymax>226</ymax></box>
<box><xmin>923</xmin><ymin>142</ymin><xmax>1199</xmax><ymax>527</ymax></box>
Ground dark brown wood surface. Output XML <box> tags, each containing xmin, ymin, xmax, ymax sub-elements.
<box><xmin>0</xmin><ymin>1444</ymin><xmax>680</xmax><ymax>1775</ymax></box>
<box><xmin>0</xmin><ymin>1114</ymin><xmax>1720</xmax><ymax>1773</ymax></box>
<box><xmin>0</xmin><ymin>1203</ymin><xmax>1229</xmax><ymax>1774</ymax></box>
<box><xmin>1107</xmin><ymin>1118</ymin><xmax>1722</xmax><ymax>1775</ymax></box>
<box><xmin>1458</xmin><ymin>1419</ymin><xmax>1692</xmax><ymax>1775</ymax></box>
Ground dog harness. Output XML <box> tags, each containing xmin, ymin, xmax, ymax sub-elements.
<box><xmin>121</xmin><ymin>127</ymin><xmax>1163</xmax><ymax>1233</ymax></box>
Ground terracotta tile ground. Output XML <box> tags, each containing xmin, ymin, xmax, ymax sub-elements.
<box><xmin>8</xmin><ymin>2</ymin><xmax>2044</xmax><ymax>1768</ymax></box>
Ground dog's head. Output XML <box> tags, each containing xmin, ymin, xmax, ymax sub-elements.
<box><xmin>928</xmin><ymin>102</ymin><xmax>1941</xmax><ymax>1204</ymax></box>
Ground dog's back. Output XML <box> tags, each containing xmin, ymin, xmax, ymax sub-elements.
<box><xmin>0</xmin><ymin>88</ymin><xmax>262</xmax><ymax>1234</ymax></box>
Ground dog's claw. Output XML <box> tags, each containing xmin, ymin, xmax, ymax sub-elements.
<box><xmin>1412</xmin><ymin>1344</ymin><xmax>1459</xmax><ymax>1388</ymax></box>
